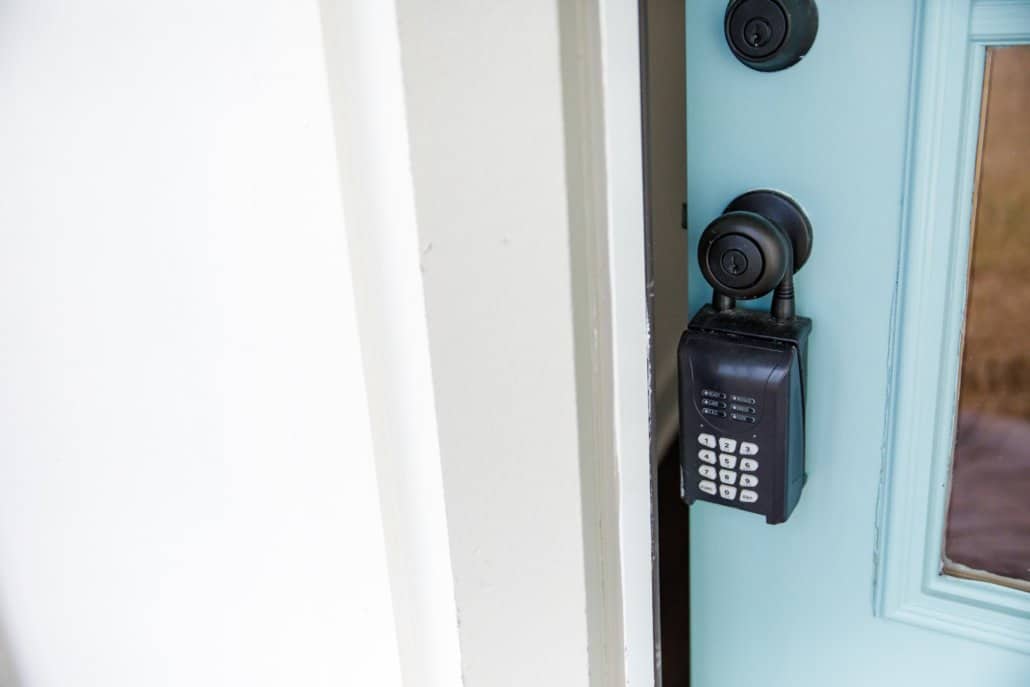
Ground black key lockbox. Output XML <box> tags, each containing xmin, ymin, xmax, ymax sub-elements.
<box><xmin>679</xmin><ymin>189</ymin><xmax>813</xmax><ymax>524</ymax></box>
<box><xmin>679</xmin><ymin>307</ymin><xmax>810</xmax><ymax>524</ymax></box>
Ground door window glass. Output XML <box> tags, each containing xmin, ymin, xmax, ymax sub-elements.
<box><xmin>943</xmin><ymin>46</ymin><xmax>1030</xmax><ymax>590</ymax></box>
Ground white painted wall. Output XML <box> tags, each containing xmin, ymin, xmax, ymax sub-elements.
<box><xmin>0</xmin><ymin>1</ymin><xmax>403</xmax><ymax>685</ymax></box>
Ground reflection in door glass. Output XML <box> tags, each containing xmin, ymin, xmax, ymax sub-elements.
<box><xmin>944</xmin><ymin>46</ymin><xmax>1030</xmax><ymax>590</ymax></box>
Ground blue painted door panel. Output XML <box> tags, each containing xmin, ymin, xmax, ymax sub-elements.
<box><xmin>686</xmin><ymin>2</ymin><xmax>1030</xmax><ymax>685</ymax></box>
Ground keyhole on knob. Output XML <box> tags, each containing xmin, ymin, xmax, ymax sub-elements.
<box><xmin>721</xmin><ymin>249</ymin><xmax>749</xmax><ymax>276</ymax></box>
<box><xmin>743</xmin><ymin>17</ymin><xmax>772</xmax><ymax>48</ymax></box>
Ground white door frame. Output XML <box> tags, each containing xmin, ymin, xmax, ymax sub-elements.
<box><xmin>323</xmin><ymin>1</ymin><xmax>654</xmax><ymax>685</ymax></box>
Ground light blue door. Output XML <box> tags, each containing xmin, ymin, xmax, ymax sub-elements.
<box><xmin>686</xmin><ymin>1</ymin><xmax>1030</xmax><ymax>685</ymax></box>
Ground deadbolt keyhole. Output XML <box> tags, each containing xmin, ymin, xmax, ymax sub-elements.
<box><xmin>722</xmin><ymin>250</ymin><xmax>749</xmax><ymax>276</ymax></box>
<box><xmin>744</xmin><ymin>18</ymin><xmax>772</xmax><ymax>48</ymax></box>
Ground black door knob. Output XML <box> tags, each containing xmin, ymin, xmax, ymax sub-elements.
<box><xmin>698</xmin><ymin>189</ymin><xmax>812</xmax><ymax>318</ymax></box>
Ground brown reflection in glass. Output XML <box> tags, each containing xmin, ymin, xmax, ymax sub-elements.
<box><xmin>944</xmin><ymin>46</ymin><xmax>1030</xmax><ymax>589</ymax></box>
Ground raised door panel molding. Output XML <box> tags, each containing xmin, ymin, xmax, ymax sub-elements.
<box><xmin>874</xmin><ymin>0</ymin><xmax>1030</xmax><ymax>654</ymax></box>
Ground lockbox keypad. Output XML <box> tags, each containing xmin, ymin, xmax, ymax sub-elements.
<box><xmin>697</xmin><ymin>432</ymin><xmax>759</xmax><ymax>505</ymax></box>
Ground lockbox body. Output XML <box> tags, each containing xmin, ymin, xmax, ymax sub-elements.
<box><xmin>678</xmin><ymin>305</ymin><xmax>811</xmax><ymax>524</ymax></box>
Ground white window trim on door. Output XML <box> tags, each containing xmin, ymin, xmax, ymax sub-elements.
<box><xmin>323</xmin><ymin>1</ymin><xmax>654</xmax><ymax>685</ymax></box>
<box><xmin>875</xmin><ymin>0</ymin><xmax>1030</xmax><ymax>655</ymax></box>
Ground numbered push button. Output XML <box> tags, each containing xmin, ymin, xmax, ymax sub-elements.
<box><xmin>719</xmin><ymin>469</ymin><xmax>737</xmax><ymax>485</ymax></box>
<box><xmin>699</xmin><ymin>449</ymin><xmax>717</xmax><ymax>464</ymax></box>
<box><xmin>719</xmin><ymin>485</ymin><xmax>737</xmax><ymax>500</ymax></box>
<box><xmin>740</xmin><ymin>489</ymin><xmax>759</xmax><ymax>504</ymax></box>
<box><xmin>740</xmin><ymin>442</ymin><xmax>759</xmax><ymax>456</ymax></box>
<box><xmin>698</xmin><ymin>433</ymin><xmax>717</xmax><ymax>448</ymax></box>
<box><xmin>718</xmin><ymin>453</ymin><xmax>737</xmax><ymax>469</ymax></box>
<box><xmin>740</xmin><ymin>474</ymin><xmax>759</xmax><ymax>488</ymax></box>
<box><xmin>699</xmin><ymin>480</ymin><xmax>718</xmax><ymax>495</ymax></box>
<box><xmin>718</xmin><ymin>437</ymin><xmax>737</xmax><ymax>453</ymax></box>
<box><xmin>740</xmin><ymin>458</ymin><xmax>759</xmax><ymax>472</ymax></box>
<box><xmin>699</xmin><ymin>465</ymin><xmax>717</xmax><ymax>480</ymax></box>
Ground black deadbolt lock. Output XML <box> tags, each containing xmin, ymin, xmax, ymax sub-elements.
<box><xmin>725</xmin><ymin>0</ymin><xmax>818</xmax><ymax>72</ymax></box>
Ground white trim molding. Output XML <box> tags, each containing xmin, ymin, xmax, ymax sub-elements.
<box><xmin>318</xmin><ymin>3</ymin><xmax>464</xmax><ymax>684</ymax></box>
<box><xmin>322</xmin><ymin>1</ymin><xmax>653</xmax><ymax>683</ymax></box>
<box><xmin>595</xmin><ymin>2</ymin><xmax>656</xmax><ymax>684</ymax></box>
<box><xmin>874</xmin><ymin>0</ymin><xmax>1030</xmax><ymax>654</ymax></box>
<box><xmin>377</xmin><ymin>1</ymin><xmax>653</xmax><ymax>685</ymax></box>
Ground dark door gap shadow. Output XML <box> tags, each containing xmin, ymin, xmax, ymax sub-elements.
<box><xmin>658</xmin><ymin>437</ymin><xmax>690</xmax><ymax>687</ymax></box>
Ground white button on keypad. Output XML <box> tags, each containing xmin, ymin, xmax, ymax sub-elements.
<box><xmin>696</xmin><ymin>431</ymin><xmax>764</xmax><ymax>510</ymax></box>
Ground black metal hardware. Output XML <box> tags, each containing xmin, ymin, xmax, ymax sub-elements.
<box><xmin>724</xmin><ymin>0</ymin><xmax>818</xmax><ymax>72</ymax></box>
<box><xmin>697</xmin><ymin>189</ymin><xmax>811</xmax><ymax>320</ymax></box>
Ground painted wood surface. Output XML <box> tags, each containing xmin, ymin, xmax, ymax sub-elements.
<box><xmin>686</xmin><ymin>1</ymin><xmax>1030</xmax><ymax>684</ymax></box>
<box><xmin>875</xmin><ymin>0</ymin><xmax>1030</xmax><ymax>655</ymax></box>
